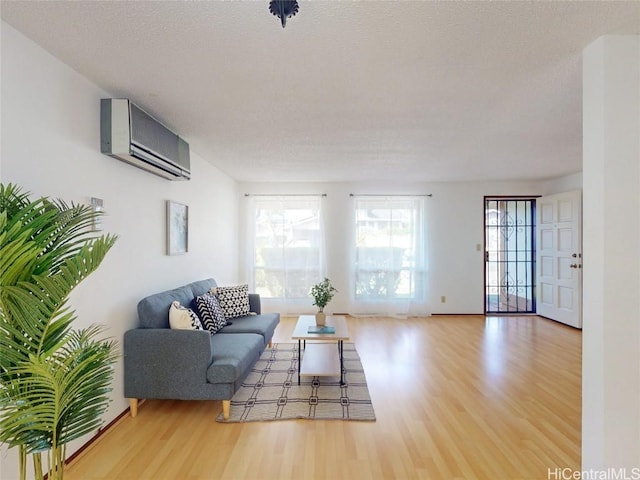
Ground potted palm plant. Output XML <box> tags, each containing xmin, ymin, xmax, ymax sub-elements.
<box><xmin>0</xmin><ymin>183</ymin><xmax>118</xmax><ymax>480</ymax></box>
<box><xmin>310</xmin><ymin>277</ymin><xmax>337</xmax><ymax>326</ymax></box>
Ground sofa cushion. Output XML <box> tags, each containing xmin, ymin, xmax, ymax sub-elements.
<box><xmin>195</xmin><ymin>293</ymin><xmax>227</xmax><ymax>334</ymax></box>
<box><xmin>218</xmin><ymin>313</ymin><xmax>280</xmax><ymax>346</ymax></box>
<box><xmin>206</xmin><ymin>333</ymin><xmax>263</xmax><ymax>384</ymax></box>
<box><xmin>213</xmin><ymin>284</ymin><xmax>250</xmax><ymax>318</ymax></box>
<box><xmin>169</xmin><ymin>301</ymin><xmax>203</xmax><ymax>330</ymax></box>
<box><xmin>138</xmin><ymin>285</ymin><xmax>195</xmax><ymax>329</ymax></box>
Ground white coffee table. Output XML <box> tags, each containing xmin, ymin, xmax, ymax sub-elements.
<box><xmin>292</xmin><ymin>315</ymin><xmax>350</xmax><ymax>385</ymax></box>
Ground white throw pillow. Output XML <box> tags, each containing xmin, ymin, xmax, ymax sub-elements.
<box><xmin>169</xmin><ymin>301</ymin><xmax>203</xmax><ymax>330</ymax></box>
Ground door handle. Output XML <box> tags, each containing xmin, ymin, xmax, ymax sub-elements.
<box><xmin>570</xmin><ymin>264</ymin><xmax>582</xmax><ymax>269</ymax></box>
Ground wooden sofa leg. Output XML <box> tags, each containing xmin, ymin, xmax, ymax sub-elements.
<box><xmin>222</xmin><ymin>400</ymin><xmax>230</xmax><ymax>420</ymax></box>
<box><xmin>129</xmin><ymin>398</ymin><xmax>138</xmax><ymax>418</ymax></box>
<box><xmin>268</xmin><ymin>340</ymin><xmax>272</xmax><ymax>348</ymax></box>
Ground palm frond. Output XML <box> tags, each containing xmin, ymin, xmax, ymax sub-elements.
<box><xmin>0</xmin><ymin>326</ymin><xmax>117</xmax><ymax>452</ymax></box>
<box><xmin>0</xmin><ymin>183</ymin><xmax>118</xmax><ymax>474</ymax></box>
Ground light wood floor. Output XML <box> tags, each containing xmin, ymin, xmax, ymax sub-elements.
<box><xmin>66</xmin><ymin>315</ymin><xmax>581</xmax><ymax>480</ymax></box>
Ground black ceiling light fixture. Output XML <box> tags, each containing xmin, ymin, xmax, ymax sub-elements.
<box><xmin>269</xmin><ymin>0</ymin><xmax>299</xmax><ymax>28</ymax></box>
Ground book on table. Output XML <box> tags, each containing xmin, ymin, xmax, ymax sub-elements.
<box><xmin>307</xmin><ymin>325</ymin><xmax>335</xmax><ymax>334</ymax></box>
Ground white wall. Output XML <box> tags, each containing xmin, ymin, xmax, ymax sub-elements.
<box><xmin>240</xmin><ymin>179</ymin><xmax>545</xmax><ymax>315</ymax></box>
<box><xmin>1</xmin><ymin>22</ymin><xmax>240</xmax><ymax>479</ymax></box>
<box><xmin>582</xmin><ymin>35</ymin><xmax>640</xmax><ymax>470</ymax></box>
<box><xmin>541</xmin><ymin>172</ymin><xmax>583</xmax><ymax>195</ymax></box>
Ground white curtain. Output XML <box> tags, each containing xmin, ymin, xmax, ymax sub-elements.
<box><xmin>349</xmin><ymin>195</ymin><xmax>430</xmax><ymax>317</ymax></box>
<box><xmin>246</xmin><ymin>195</ymin><xmax>326</xmax><ymax>314</ymax></box>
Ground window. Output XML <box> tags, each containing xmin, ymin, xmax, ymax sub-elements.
<box><xmin>353</xmin><ymin>196</ymin><xmax>426</xmax><ymax>307</ymax></box>
<box><xmin>250</xmin><ymin>196</ymin><xmax>324</xmax><ymax>302</ymax></box>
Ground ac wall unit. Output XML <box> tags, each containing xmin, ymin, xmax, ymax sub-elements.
<box><xmin>100</xmin><ymin>98</ymin><xmax>190</xmax><ymax>180</ymax></box>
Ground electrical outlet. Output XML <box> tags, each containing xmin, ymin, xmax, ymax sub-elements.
<box><xmin>441</xmin><ymin>295</ymin><xmax>446</xmax><ymax>303</ymax></box>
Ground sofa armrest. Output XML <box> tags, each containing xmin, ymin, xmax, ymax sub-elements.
<box><xmin>248</xmin><ymin>293</ymin><xmax>261</xmax><ymax>314</ymax></box>
<box><xmin>123</xmin><ymin>328</ymin><xmax>213</xmax><ymax>400</ymax></box>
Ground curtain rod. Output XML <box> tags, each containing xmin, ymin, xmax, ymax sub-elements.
<box><xmin>349</xmin><ymin>193</ymin><xmax>433</xmax><ymax>197</ymax></box>
<box><xmin>244</xmin><ymin>193</ymin><xmax>327</xmax><ymax>197</ymax></box>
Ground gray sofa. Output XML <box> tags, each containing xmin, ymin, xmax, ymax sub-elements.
<box><xmin>123</xmin><ymin>278</ymin><xmax>279</xmax><ymax>419</ymax></box>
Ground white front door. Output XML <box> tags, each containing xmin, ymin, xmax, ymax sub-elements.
<box><xmin>536</xmin><ymin>190</ymin><xmax>583</xmax><ymax>328</ymax></box>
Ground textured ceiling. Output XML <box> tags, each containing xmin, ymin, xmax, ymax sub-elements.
<box><xmin>2</xmin><ymin>1</ymin><xmax>639</xmax><ymax>183</ymax></box>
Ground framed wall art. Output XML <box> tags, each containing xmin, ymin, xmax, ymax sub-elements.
<box><xmin>166</xmin><ymin>200</ymin><xmax>188</xmax><ymax>255</ymax></box>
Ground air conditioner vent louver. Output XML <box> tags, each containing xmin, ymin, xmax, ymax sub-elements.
<box><xmin>100</xmin><ymin>98</ymin><xmax>190</xmax><ymax>180</ymax></box>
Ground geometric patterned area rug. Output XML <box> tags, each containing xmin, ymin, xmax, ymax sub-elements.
<box><xmin>216</xmin><ymin>342</ymin><xmax>376</xmax><ymax>422</ymax></box>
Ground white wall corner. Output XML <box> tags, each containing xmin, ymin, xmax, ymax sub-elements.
<box><xmin>582</xmin><ymin>34</ymin><xmax>640</xmax><ymax>471</ymax></box>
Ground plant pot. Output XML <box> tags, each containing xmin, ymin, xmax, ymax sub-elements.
<box><xmin>315</xmin><ymin>311</ymin><xmax>326</xmax><ymax>326</ymax></box>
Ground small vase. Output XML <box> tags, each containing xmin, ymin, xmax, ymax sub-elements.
<box><xmin>315</xmin><ymin>311</ymin><xmax>326</xmax><ymax>326</ymax></box>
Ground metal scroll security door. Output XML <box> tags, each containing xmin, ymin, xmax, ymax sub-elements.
<box><xmin>485</xmin><ymin>198</ymin><xmax>536</xmax><ymax>314</ymax></box>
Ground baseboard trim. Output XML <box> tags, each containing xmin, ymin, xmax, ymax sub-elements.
<box><xmin>65</xmin><ymin>404</ymin><xmax>132</xmax><ymax>467</ymax></box>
